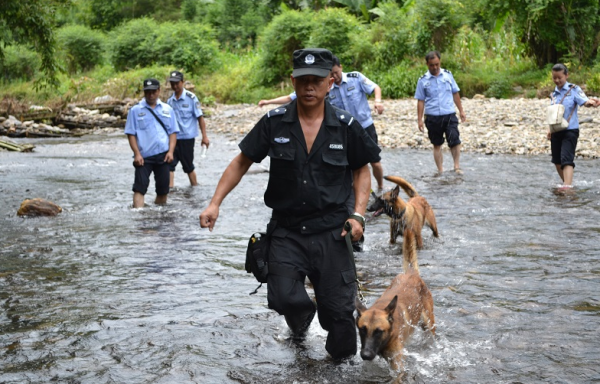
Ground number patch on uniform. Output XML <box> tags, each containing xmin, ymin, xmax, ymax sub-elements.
<box><xmin>329</xmin><ymin>144</ymin><xmax>343</xmax><ymax>150</ymax></box>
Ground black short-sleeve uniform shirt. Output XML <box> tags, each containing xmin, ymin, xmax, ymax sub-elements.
<box><xmin>239</xmin><ymin>99</ymin><xmax>380</xmax><ymax>230</ymax></box>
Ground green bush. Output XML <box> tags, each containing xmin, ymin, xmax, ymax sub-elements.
<box><xmin>0</xmin><ymin>45</ymin><xmax>41</xmax><ymax>82</ymax></box>
<box><xmin>57</xmin><ymin>25</ymin><xmax>106</xmax><ymax>73</ymax></box>
<box><xmin>307</xmin><ymin>8</ymin><xmax>362</xmax><ymax>67</ymax></box>
<box><xmin>372</xmin><ymin>62</ymin><xmax>423</xmax><ymax>99</ymax></box>
<box><xmin>484</xmin><ymin>78</ymin><xmax>513</xmax><ymax>99</ymax></box>
<box><xmin>254</xmin><ymin>9</ymin><xmax>315</xmax><ymax>85</ymax></box>
<box><xmin>367</xmin><ymin>2</ymin><xmax>411</xmax><ymax>70</ymax></box>
<box><xmin>109</xmin><ymin>19</ymin><xmax>219</xmax><ymax>75</ymax></box>
<box><xmin>155</xmin><ymin>22</ymin><xmax>220</xmax><ymax>74</ymax></box>
<box><xmin>109</xmin><ymin>18</ymin><xmax>159</xmax><ymax>71</ymax></box>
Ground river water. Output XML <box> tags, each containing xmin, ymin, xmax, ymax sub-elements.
<box><xmin>1</xmin><ymin>132</ymin><xmax>599</xmax><ymax>384</ymax></box>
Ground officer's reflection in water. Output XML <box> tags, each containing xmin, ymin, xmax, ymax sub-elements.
<box><xmin>199</xmin><ymin>48</ymin><xmax>381</xmax><ymax>360</ymax></box>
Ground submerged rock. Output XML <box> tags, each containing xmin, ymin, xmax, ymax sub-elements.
<box><xmin>17</xmin><ymin>198</ymin><xmax>62</xmax><ymax>217</ymax></box>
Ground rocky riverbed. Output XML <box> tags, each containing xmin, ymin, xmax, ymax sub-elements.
<box><xmin>206</xmin><ymin>97</ymin><xmax>600</xmax><ymax>158</ymax></box>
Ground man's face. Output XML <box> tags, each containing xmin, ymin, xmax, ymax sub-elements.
<box><xmin>426</xmin><ymin>56</ymin><xmax>441</xmax><ymax>76</ymax></box>
<box><xmin>331</xmin><ymin>65</ymin><xmax>343</xmax><ymax>85</ymax></box>
<box><xmin>291</xmin><ymin>74</ymin><xmax>334</xmax><ymax>108</ymax></box>
<box><xmin>144</xmin><ymin>89</ymin><xmax>160</xmax><ymax>105</ymax></box>
<box><xmin>170</xmin><ymin>81</ymin><xmax>184</xmax><ymax>95</ymax></box>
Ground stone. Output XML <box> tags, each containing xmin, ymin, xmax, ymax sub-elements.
<box><xmin>17</xmin><ymin>198</ymin><xmax>62</xmax><ymax>217</ymax></box>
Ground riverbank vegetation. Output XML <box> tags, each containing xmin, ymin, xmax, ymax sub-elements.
<box><xmin>1</xmin><ymin>0</ymin><xmax>600</xmax><ymax>109</ymax></box>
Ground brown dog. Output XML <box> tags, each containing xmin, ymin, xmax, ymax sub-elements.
<box><xmin>355</xmin><ymin>234</ymin><xmax>435</xmax><ymax>372</ymax></box>
<box><xmin>368</xmin><ymin>176</ymin><xmax>438</xmax><ymax>270</ymax></box>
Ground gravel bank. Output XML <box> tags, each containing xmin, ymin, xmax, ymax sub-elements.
<box><xmin>206</xmin><ymin>97</ymin><xmax>600</xmax><ymax>159</ymax></box>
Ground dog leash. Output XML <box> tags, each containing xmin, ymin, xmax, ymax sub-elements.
<box><xmin>344</xmin><ymin>220</ymin><xmax>367</xmax><ymax>305</ymax></box>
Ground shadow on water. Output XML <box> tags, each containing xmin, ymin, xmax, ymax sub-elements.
<box><xmin>1</xmin><ymin>134</ymin><xmax>599</xmax><ymax>383</ymax></box>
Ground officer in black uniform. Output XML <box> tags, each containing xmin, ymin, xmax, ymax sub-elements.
<box><xmin>199</xmin><ymin>48</ymin><xmax>381</xmax><ymax>360</ymax></box>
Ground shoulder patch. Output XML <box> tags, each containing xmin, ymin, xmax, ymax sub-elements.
<box><xmin>267</xmin><ymin>107</ymin><xmax>286</xmax><ymax>118</ymax></box>
<box><xmin>347</xmin><ymin>72</ymin><xmax>360</xmax><ymax>78</ymax></box>
<box><xmin>335</xmin><ymin>109</ymin><xmax>354</xmax><ymax>126</ymax></box>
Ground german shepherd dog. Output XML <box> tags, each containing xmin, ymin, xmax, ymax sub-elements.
<box><xmin>368</xmin><ymin>176</ymin><xmax>439</xmax><ymax>269</ymax></box>
<box><xmin>355</xmin><ymin>234</ymin><xmax>436</xmax><ymax>373</ymax></box>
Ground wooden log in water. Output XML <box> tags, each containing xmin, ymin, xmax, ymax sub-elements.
<box><xmin>17</xmin><ymin>198</ymin><xmax>62</xmax><ymax>217</ymax></box>
<box><xmin>0</xmin><ymin>137</ymin><xmax>35</xmax><ymax>152</ymax></box>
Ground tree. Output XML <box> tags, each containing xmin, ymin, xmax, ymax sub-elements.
<box><xmin>0</xmin><ymin>0</ymin><xmax>69</xmax><ymax>89</ymax></box>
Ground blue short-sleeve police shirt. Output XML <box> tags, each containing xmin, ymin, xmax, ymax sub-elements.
<box><xmin>414</xmin><ymin>68</ymin><xmax>460</xmax><ymax>116</ymax></box>
<box><xmin>124</xmin><ymin>99</ymin><xmax>179</xmax><ymax>158</ymax></box>
<box><xmin>551</xmin><ymin>82</ymin><xmax>588</xmax><ymax>130</ymax></box>
<box><xmin>167</xmin><ymin>90</ymin><xmax>202</xmax><ymax>140</ymax></box>
<box><xmin>328</xmin><ymin>72</ymin><xmax>377</xmax><ymax>128</ymax></box>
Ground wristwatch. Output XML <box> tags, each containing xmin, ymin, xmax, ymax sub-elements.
<box><xmin>349</xmin><ymin>212</ymin><xmax>366</xmax><ymax>229</ymax></box>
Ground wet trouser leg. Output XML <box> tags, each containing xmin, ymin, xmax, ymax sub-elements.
<box><xmin>267</xmin><ymin>227</ymin><xmax>357</xmax><ymax>359</ymax></box>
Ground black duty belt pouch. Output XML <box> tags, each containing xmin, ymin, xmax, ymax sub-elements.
<box><xmin>245</xmin><ymin>221</ymin><xmax>275</xmax><ymax>284</ymax></box>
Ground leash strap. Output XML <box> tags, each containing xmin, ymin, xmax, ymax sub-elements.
<box><xmin>554</xmin><ymin>84</ymin><xmax>577</xmax><ymax>123</ymax></box>
<box><xmin>144</xmin><ymin>106</ymin><xmax>170</xmax><ymax>136</ymax></box>
<box><xmin>344</xmin><ymin>220</ymin><xmax>366</xmax><ymax>305</ymax></box>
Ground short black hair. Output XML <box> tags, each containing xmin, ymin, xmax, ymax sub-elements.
<box><xmin>552</xmin><ymin>63</ymin><xmax>568</xmax><ymax>75</ymax></box>
<box><xmin>332</xmin><ymin>54</ymin><xmax>341</xmax><ymax>67</ymax></box>
<box><xmin>425</xmin><ymin>51</ymin><xmax>441</xmax><ymax>62</ymax></box>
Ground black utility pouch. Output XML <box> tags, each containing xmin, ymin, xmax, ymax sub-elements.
<box><xmin>245</xmin><ymin>221</ymin><xmax>275</xmax><ymax>284</ymax></box>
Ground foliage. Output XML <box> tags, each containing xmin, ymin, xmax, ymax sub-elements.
<box><xmin>484</xmin><ymin>78</ymin><xmax>513</xmax><ymax>98</ymax></box>
<box><xmin>109</xmin><ymin>19</ymin><xmax>219</xmax><ymax>75</ymax></box>
<box><xmin>0</xmin><ymin>45</ymin><xmax>41</xmax><ymax>82</ymax></box>
<box><xmin>57</xmin><ymin>25</ymin><xmax>105</xmax><ymax>74</ymax></box>
<box><xmin>0</xmin><ymin>0</ymin><xmax>70</xmax><ymax>89</ymax></box>
<box><xmin>307</xmin><ymin>8</ymin><xmax>363</xmax><ymax>66</ymax></box>
<box><xmin>371</xmin><ymin>61</ymin><xmax>423</xmax><ymax>99</ymax></box>
<box><xmin>86</xmin><ymin>0</ymin><xmax>182</xmax><ymax>30</ymax></box>
<box><xmin>412</xmin><ymin>0</ymin><xmax>468</xmax><ymax>54</ymax></box>
<box><xmin>201</xmin><ymin>0</ymin><xmax>273</xmax><ymax>49</ymax></box>
<box><xmin>485</xmin><ymin>0</ymin><xmax>600</xmax><ymax>65</ymax></box>
<box><xmin>254</xmin><ymin>9</ymin><xmax>315</xmax><ymax>85</ymax></box>
<box><xmin>367</xmin><ymin>2</ymin><xmax>412</xmax><ymax>70</ymax></box>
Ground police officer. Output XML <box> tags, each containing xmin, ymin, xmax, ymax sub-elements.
<box><xmin>167</xmin><ymin>70</ymin><xmax>210</xmax><ymax>187</ymax></box>
<box><xmin>415</xmin><ymin>51</ymin><xmax>466</xmax><ymax>174</ymax></box>
<box><xmin>125</xmin><ymin>78</ymin><xmax>179</xmax><ymax>208</ymax></box>
<box><xmin>199</xmin><ymin>48</ymin><xmax>380</xmax><ymax>360</ymax></box>
<box><xmin>328</xmin><ymin>55</ymin><xmax>385</xmax><ymax>191</ymax></box>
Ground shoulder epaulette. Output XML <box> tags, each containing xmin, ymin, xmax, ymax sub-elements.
<box><xmin>443</xmin><ymin>69</ymin><xmax>452</xmax><ymax>74</ymax></box>
<box><xmin>419</xmin><ymin>74</ymin><xmax>426</xmax><ymax>80</ymax></box>
<box><xmin>185</xmin><ymin>91</ymin><xmax>196</xmax><ymax>99</ymax></box>
<box><xmin>347</xmin><ymin>72</ymin><xmax>360</xmax><ymax>78</ymax></box>
<box><xmin>267</xmin><ymin>107</ymin><xmax>286</xmax><ymax>118</ymax></box>
<box><xmin>335</xmin><ymin>108</ymin><xmax>354</xmax><ymax>126</ymax></box>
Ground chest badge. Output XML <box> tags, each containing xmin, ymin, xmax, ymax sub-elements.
<box><xmin>329</xmin><ymin>144</ymin><xmax>343</xmax><ymax>150</ymax></box>
<box><xmin>274</xmin><ymin>137</ymin><xmax>290</xmax><ymax>144</ymax></box>
<box><xmin>347</xmin><ymin>86</ymin><xmax>355</xmax><ymax>91</ymax></box>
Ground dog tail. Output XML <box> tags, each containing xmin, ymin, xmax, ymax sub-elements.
<box><xmin>402</xmin><ymin>229</ymin><xmax>420</xmax><ymax>275</ymax></box>
<box><xmin>384</xmin><ymin>176</ymin><xmax>418</xmax><ymax>198</ymax></box>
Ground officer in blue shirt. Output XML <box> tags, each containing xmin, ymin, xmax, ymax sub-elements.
<box><xmin>125</xmin><ymin>78</ymin><xmax>179</xmax><ymax>208</ymax></box>
<box><xmin>547</xmin><ymin>63</ymin><xmax>598</xmax><ymax>191</ymax></box>
<box><xmin>328</xmin><ymin>55</ymin><xmax>385</xmax><ymax>191</ymax></box>
<box><xmin>167</xmin><ymin>71</ymin><xmax>210</xmax><ymax>188</ymax></box>
<box><xmin>415</xmin><ymin>51</ymin><xmax>466</xmax><ymax>174</ymax></box>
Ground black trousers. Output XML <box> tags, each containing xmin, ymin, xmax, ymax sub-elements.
<box><xmin>267</xmin><ymin>225</ymin><xmax>357</xmax><ymax>359</ymax></box>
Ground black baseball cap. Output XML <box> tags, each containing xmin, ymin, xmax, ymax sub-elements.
<box><xmin>292</xmin><ymin>48</ymin><xmax>333</xmax><ymax>78</ymax></box>
<box><xmin>143</xmin><ymin>78</ymin><xmax>160</xmax><ymax>91</ymax></box>
<box><xmin>168</xmin><ymin>71</ymin><xmax>184</xmax><ymax>82</ymax></box>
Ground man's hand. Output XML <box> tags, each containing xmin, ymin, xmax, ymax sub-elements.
<box><xmin>258</xmin><ymin>100</ymin><xmax>268</xmax><ymax>107</ymax></box>
<box><xmin>133</xmin><ymin>153</ymin><xmax>144</xmax><ymax>167</ymax></box>
<box><xmin>341</xmin><ymin>218</ymin><xmax>364</xmax><ymax>242</ymax></box>
<box><xmin>201</xmin><ymin>136</ymin><xmax>210</xmax><ymax>148</ymax></box>
<box><xmin>418</xmin><ymin>120</ymin><xmax>425</xmax><ymax>132</ymax></box>
<box><xmin>459</xmin><ymin>111</ymin><xmax>467</xmax><ymax>123</ymax></box>
<box><xmin>164</xmin><ymin>151</ymin><xmax>174</xmax><ymax>163</ymax></box>
<box><xmin>374</xmin><ymin>101</ymin><xmax>384</xmax><ymax>115</ymax></box>
<box><xmin>200</xmin><ymin>204</ymin><xmax>220</xmax><ymax>231</ymax></box>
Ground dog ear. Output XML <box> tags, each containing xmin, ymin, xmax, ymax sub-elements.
<box><xmin>355</xmin><ymin>297</ymin><xmax>367</xmax><ymax>316</ymax></box>
<box><xmin>390</xmin><ymin>186</ymin><xmax>400</xmax><ymax>199</ymax></box>
<box><xmin>385</xmin><ymin>295</ymin><xmax>398</xmax><ymax>315</ymax></box>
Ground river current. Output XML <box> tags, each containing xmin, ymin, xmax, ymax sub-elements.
<box><xmin>1</xmin><ymin>132</ymin><xmax>599</xmax><ymax>383</ymax></box>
